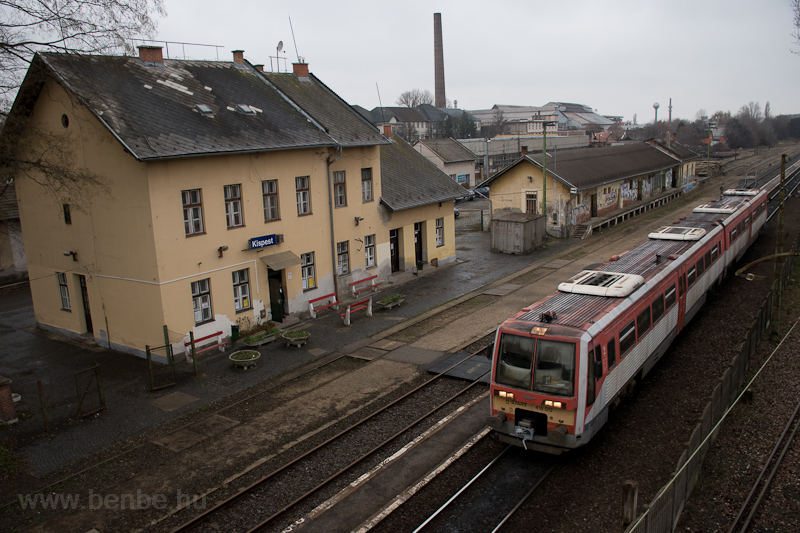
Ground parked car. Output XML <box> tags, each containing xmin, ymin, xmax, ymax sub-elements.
<box><xmin>454</xmin><ymin>189</ymin><xmax>473</xmax><ymax>203</ymax></box>
<box><xmin>471</xmin><ymin>187</ymin><xmax>489</xmax><ymax>199</ymax></box>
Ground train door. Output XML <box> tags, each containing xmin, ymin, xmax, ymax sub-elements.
<box><xmin>677</xmin><ymin>271</ymin><xmax>687</xmax><ymax>331</ymax></box>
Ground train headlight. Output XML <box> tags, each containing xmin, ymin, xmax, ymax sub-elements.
<box><xmin>498</xmin><ymin>390</ymin><xmax>514</xmax><ymax>400</ymax></box>
<box><xmin>544</xmin><ymin>400</ymin><xmax>564</xmax><ymax>409</ymax></box>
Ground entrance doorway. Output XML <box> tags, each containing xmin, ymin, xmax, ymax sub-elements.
<box><xmin>267</xmin><ymin>268</ymin><xmax>285</xmax><ymax>322</ymax></box>
<box><xmin>591</xmin><ymin>194</ymin><xmax>598</xmax><ymax>217</ymax></box>
<box><xmin>77</xmin><ymin>274</ymin><xmax>93</xmax><ymax>334</ymax></box>
<box><xmin>390</xmin><ymin>229</ymin><xmax>400</xmax><ymax>273</ymax></box>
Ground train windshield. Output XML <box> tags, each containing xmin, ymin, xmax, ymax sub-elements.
<box><xmin>495</xmin><ymin>334</ymin><xmax>575</xmax><ymax>397</ymax></box>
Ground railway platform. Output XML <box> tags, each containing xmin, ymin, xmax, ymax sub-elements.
<box><xmin>0</xmin><ymin>172</ymin><xmax>744</xmax><ymax>483</ymax></box>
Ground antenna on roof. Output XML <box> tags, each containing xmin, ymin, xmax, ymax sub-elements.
<box><xmin>376</xmin><ymin>82</ymin><xmax>386</xmax><ymax>125</ymax></box>
<box><xmin>289</xmin><ymin>15</ymin><xmax>301</xmax><ymax>63</ymax></box>
<box><xmin>276</xmin><ymin>41</ymin><xmax>283</xmax><ymax>72</ymax></box>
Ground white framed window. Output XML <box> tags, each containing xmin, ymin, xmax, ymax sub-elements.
<box><xmin>296</xmin><ymin>176</ymin><xmax>311</xmax><ymax>215</ymax></box>
<box><xmin>232</xmin><ymin>269</ymin><xmax>251</xmax><ymax>311</ymax></box>
<box><xmin>191</xmin><ymin>279</ymin><xmax>212</xmax><ymax>324</ymax></box>
<box><xmin>361</xmin><ymin>168</ymin><xmax>373</xmax><ymax>203</ymax></box>
<box><xmin>365</xmin><ymin>234</ymin><xmax>376</xmax><ymax>267</ymax></box>
<box><xmin>57</xmin><ymin>272</ymin><xmax>70</xmax><ymax>310</ymax></box>
<box><xmin>337</xmin><ymin>241</ymin><xmax>349</xmax><ymax>275</ymax></box>
<box><xmin>182</xmin><ymin>189</ymin><xmax>204</xmax><ymax>235</ymax></box>
<box><xmin>262</xmin><ymin>179</ymin><xmax>279</xmax><ymax>222</ymax></box>
<box><xmin>224</xmin><ymin>184</ymin><xmax>243</xmax><ymax>228</ymax></box>
<box><xmin>333</xmin><ymin>171</ymin><xmax>346</xmax><ymax>207</ymax></box>
<box><xmin>301</xmin><ymin>252</ymin><xmax>316</xmax><ymax>290</ymax></box>
<box><xmin>435</xmin><ymin>218</ymin><xmax>444</xmax><ymax>247</ymax></box>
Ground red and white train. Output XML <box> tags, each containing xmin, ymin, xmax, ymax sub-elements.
<box><xmin>488</xmin><ymin>188</ymin><xmax>769</xmax><ymax>453</ymax></box>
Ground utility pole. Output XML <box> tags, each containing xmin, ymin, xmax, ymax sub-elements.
<box><xmin>770</xmin><ymin>154</ymin><xmax>786</xmax><ymax>341</ymax></box>
<box><xmin>539</xmin><ymin>121</ymin><xmax>556</xmax><ymax>246</ymax></box>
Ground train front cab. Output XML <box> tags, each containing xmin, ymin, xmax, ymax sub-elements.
<box><xmin>488</xmin><ymin>326</ymin><xmax>592</xmax><ymax>454</ymax></box>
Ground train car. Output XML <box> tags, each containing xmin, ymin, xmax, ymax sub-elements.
<box><xmin>487</xmin><ymin>189</ymin><xmax>768</xmax><ymax>454</ymax></box>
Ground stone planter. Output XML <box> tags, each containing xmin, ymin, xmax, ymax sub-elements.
<box><xmin>282</xmin><ymin>332</ymin><xmax>310</xmax><ymax>348</ymax></box>
<box><xmin>229</xmin><ymin>350</ymin><xmax>261</xmax><ymax>370</ymax></box>
<box><xmin>241</xmin><ymin>333</ymin><xmax>278</xmax><ymax>347</ymax></box>
<box><xmin>378</xmin><ymin>295</ymin><xmax>405</xmax><ymax>310</ymax></box>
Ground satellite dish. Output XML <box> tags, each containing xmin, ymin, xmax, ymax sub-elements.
<box><xmin>277</xmin><ymin>41</ymin><xmax>284</xmax><ymax>52</ymax></box>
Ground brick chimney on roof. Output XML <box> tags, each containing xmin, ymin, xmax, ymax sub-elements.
<box><xmin>383</xmin><ymin>125</ymin><xmax>393</xmax><ymax>137</ymax></box>
<box><xmin>293</xmin><ymin>62</ymin><xmax>309</xmax><ymax>78</ymax></box>
<box><xmin>232</xmin><ymin>50</ymin><xmax>245</xmax><ymax>65</ymax></box>
<box><xmin>138</xmin><ymin>45</ymin><xmax>163</xmax><ymax>64</ymax></box>
<box><xmin>254</xmin><ymin>64</ymin><xmax>264</xmax><ymax>72</ymax></box>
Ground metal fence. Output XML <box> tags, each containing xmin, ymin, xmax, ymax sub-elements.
<box><xmin>626</xmin><ymin>236</ymin><xmax>798</xmax><ymax>533</ymax></box>
<box><xmin>455</xmin><ymin>208</ymin><xmax>489</xmax><ymax>232</ymax></box>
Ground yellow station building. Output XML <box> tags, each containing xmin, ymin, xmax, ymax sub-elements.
<box><xmin>4</xmin><ymin>47</ymin><xmax>465</xmax><ymax>357</ymax></box>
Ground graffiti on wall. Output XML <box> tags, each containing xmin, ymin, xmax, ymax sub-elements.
<box><xmin>570</xmin><ymin>201</ymin><xmax>590</xmax><ymax>225</ymax></box>
<box><xmin>621</xmin><ymin>182</ymin><xmax>638</xmax><ymax>200</ymax></box>
<box><xmin>603</xmin><ymin>188</ymin><xmax>618</xmax><ymax>207</ymax></box>
<box><xmin>665</xmin><ymin>169</ymin><xmax>673</xmax><ymax>188</ymax></box>
<box><xmin>642</xmin><ymin>178</ymin><xmax>653</xmax><ymax>198</ymax></box>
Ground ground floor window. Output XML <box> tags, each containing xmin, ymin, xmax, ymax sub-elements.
<box><xmin>365</xmin><ymin>234</ymin><xmax>376</xmax><ymax>267</ymax></box>
<box><xmin>57</xmin><ymin>272</ymin><xmax>70</xmax><ymax>310</ymax></box>
<box><xmin>337</xmin><ymin>241</ymin><xmax>349</xmax><ymax>274</ymax></box>
<box><xmin>302</xmin><ymin>252</ymin><xmax>316</xmax><ymax>290</ymax></box>
<box><xmin>232</xmin><ymin>269</ymin><xmax>251</xmax><ymax>311</ymax></box>
<box><xmin>192</xmin><ymin>279</ymin><xmax>212</xmax><ymax>324</ymax></box>
<box><xmin>526</xmin><ymin>192</ymin><xmax>537</xmax><ymax>214</ymax></box>
<box><xmin>435</xmin><ymin>218</ymin><xmax>444</xmax><ymax>247</ymax></box>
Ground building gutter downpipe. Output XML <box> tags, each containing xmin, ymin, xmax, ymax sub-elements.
<box><xmin>327</xmin><ymin>145</ymin><xmax>343</xmax><ymax>297</ymax></box>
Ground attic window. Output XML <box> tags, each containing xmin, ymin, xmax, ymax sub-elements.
<box><xmin>236</xmin><ymin>104</ymin><xmax>257</xmax><ymax>116</ymax></box>
<box><xmin>195</xmin><ymin>104</ymin><xmax>214</xmax><ymax>117</ymax></box>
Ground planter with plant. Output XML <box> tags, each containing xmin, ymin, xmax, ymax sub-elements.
<box><xmin>378</xmin><ymin>293</ymin><xmax>405</xmax><ymax>309</ymax></box>
<box><xmin>229</xmin><ymin>349</ymin><xmax>261</xmax><ymax>369</ymax></box>
<box><xmin>242</xmin><ymin>327</ymin><xmax>281</xmax><ymax>347</ymax></box>
<box><xmin>282</xmin><ymin>329</ymin><xmax>311</xmax><ymax>347</ymax></box>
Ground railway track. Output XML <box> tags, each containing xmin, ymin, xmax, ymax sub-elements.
<box><xmin>410</xmin><ymin>443</ymin><xmax>559</xmax><ymax>533</ymax></box>
<box><xmin>163</xmin><ymin>348</ymin><xmax>492</xmax><ymax>533</ymax></box>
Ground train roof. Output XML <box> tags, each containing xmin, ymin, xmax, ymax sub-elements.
<box><xmin>502</xmin><ymin>190</ymin><xmax>765</xmax><ymax>334</ymax></box>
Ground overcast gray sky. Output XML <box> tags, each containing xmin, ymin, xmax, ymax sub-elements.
<box><xmin>155</xmin><ymin>0</ymin><xmax>800</xmax><ymax>123</ymax></box>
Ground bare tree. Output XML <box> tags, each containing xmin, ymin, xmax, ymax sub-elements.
<box><xmin>737</xmin><ymin>101</ymin><xmax>762</xmax><ymax>153</ymax></box>
<box><xmin>395</xmin><ymin>89</ymin><xmax>433</xmax><ymax>108</ymax></box>
<box><xmin>0</xmin><ymin>0</ymin><xmax>164</xmax><ymax>206</ymax></box>
<box><xmin>793</xmin><ymin>0</ymin><xmax>800</xmax><ymax>53</ymax></box>
<box><xmin>396</xmin><ymin>121</ymin><xmax>417</xmax><ymax>143</ymax></box>
<box><xmin>1</xmin><ymin>0</ymin><xmax>166</xmax><ymax>111</ymax></box>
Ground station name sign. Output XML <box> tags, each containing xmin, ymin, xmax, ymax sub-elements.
<box><xmin>250</xmin><ymin>234</ymin><xmax>277</xmax><ymax>250</ymax></box>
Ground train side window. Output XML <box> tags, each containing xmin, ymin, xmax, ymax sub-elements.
<box><xmin>620</xmin><ymin>321</ymin><xmax>636</xmax><ymax>355</ymax></box>
<box><xmin>607</xmin><ymin>339</ymin><xmax>616</xmax><ymax>369</ymax></box>
<box><xmin>665</xmin><ymin>283</ymin><xmax>676</xmax><ymax>309</ymax></box>
<box><xmin>704</xmin><ymin>251</ymin><xmax>712</xmax><ymax>269</ymax></box>
<box><xmin>652</xmin><ymin>294</ymin><xmax>665</xmax><ymax>323</ymax></box>
<box><xmin>636</xmin><ymin>307</ymin><xmax>651</xmax><ymax>338</ymax></box>
<box><xmin>731</xmin><ymin>227</ymin><xmax>737</xmax><ymax>242</ymax></box>
<box><xmin>696</xmin><ymin>258</ymin><xmax>705</xmax><ymax>277</ymax></box>
<box><xmin>711</xmin><ymin>244</ymin><xmax>719</xmax><ymax>263</ymax></box>
<box><xmin>687</xmin><ymin>265</ymin><xmax>696</xmax><ymax>287</ymax></box>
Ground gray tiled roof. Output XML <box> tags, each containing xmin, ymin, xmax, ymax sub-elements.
<box><xmin>484</xmin><ymin>143</ymin><xmax>679</xmax><ymax>190</ymax></box>
<box><xmin>261</xmin><ymin>72</ymin><xmax>387</xmax><ymax>148</ymax></box>
<box><xmin>417</xmin><ymin>138</ymin><xmax>478</xmax><ymax>163</ymax></box>
<box><xmin>654</xmin><ymin>140</ymin><xmax>700</xmax><ymax>161</ymax></box>
<box><xmin>21</xmin><ymin>53</ymin><xmax>381</xmax><ymax>161</ymax></box>
<box><xmin>380</xmin><ymin>135</ymin><xmax>466</xmax><ymax>211</ymax></box>
<box><xmin>369</xmin><ymin>107</ymin><xmax>427</xmax><ymax>124</ymax></box>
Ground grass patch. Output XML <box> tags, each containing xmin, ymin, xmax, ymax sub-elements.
<box><xmin>0</xmin><ymin>443</ymin><xmax>23</xmax><ymax>475</ymax></box>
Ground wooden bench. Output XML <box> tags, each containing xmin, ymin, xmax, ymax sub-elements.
<box><xmin>349</xmin><ymin>275</ymin><xmax>383</xmax><ymax>297</ymax></box>
<box><xmin>309</xmin><ymin>292</ymin><xmax>341</xmax><ymax>318</ymax></box>
<box><xmin>339</xmin><ymin>298</ymin><xmax>372</xmax><ymax>326</ymax></box>
<box><xmin>184</xmin><ymin>330</ymin><xmax>228</xmax><ymax>357</ymax></box>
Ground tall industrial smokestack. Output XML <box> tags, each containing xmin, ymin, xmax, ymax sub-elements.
<box><xmin>434</xmin><ymin>13</ymin><xmax>446</xmax><ymax>108</ymax></box>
